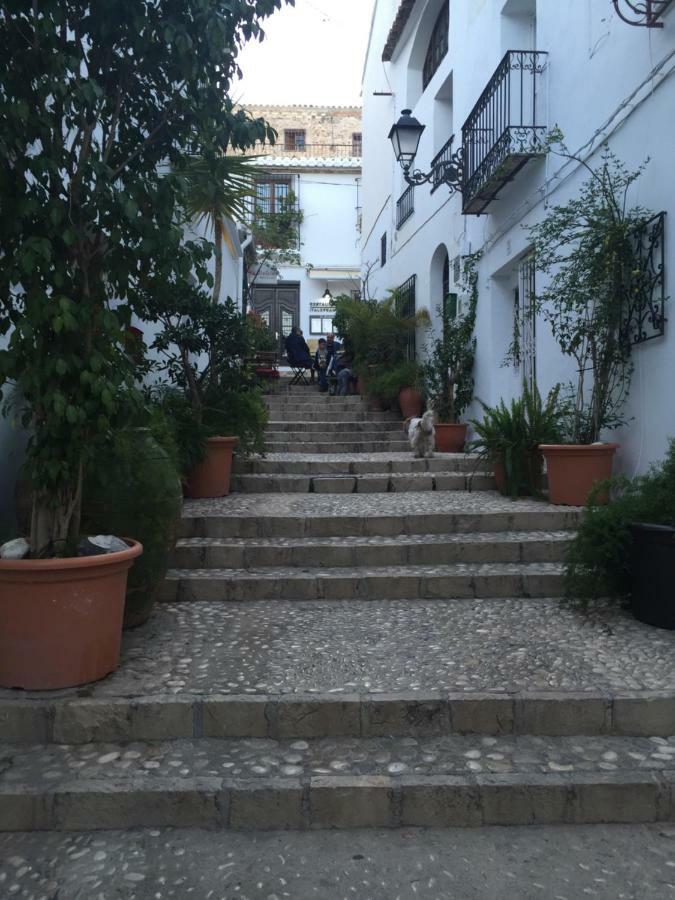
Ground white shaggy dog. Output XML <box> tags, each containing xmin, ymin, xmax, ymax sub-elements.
<box><xmin>405</xmin><ymin>409</ymin><xmax>436</xmax><ymax>458</ymax></box>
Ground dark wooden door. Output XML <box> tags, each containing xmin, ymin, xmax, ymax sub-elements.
<box><xmin>251</xmin><ymin>283</ymin><xmax>300</xmax><ymax>356</ymax></box>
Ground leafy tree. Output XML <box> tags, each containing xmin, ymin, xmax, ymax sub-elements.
<box><xmin>247</xmin><ymin>190</ymin><xmax>304</xmax><ymax>295</ymax></box>
<box><xmin>0</xmin><ymin>0</ymin><xmax>290</xmax><ymax>555</ymax></box>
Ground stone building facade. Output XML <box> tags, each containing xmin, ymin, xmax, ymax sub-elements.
<box><xmin>247</xmin><ymin>104</ymin><xmax>362</xmax><ymax>154</ymax></box>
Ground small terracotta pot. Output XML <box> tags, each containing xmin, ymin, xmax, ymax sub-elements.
<box><xmin>539</xmin><ymin>443</ymin><xmax>618</xmax><ymax>506</ymax></box>
<box><xmin>184</xmin><ymin>436</ymin><xmax>238</xmax><ymax>499</ymax></box>
<box><xmin>435</xmin><ymin>422</ymin><xmax>468</xmax><ymax>453</ymax></box>
<box><xmin>0</xmin><ymin>539</ymin><xmax>142</xmax><ymax>690</ymax></box>
<box><xmin>398</xmin><ymin>387</ymin><xmax>423</xmax><ymax>419</ymax></box>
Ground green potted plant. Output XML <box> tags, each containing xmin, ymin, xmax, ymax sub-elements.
<box><xmin>468</xmin><ymin>383</ymin><xmax>565</xmax><ymax>497</ymax></box>
<box><xmin>565</xmin><ymin>439</ymin><xmax>675</xmax><ymax>629</ymax></box>
<box><xmin>0</xmin><ymin>0</ymin><xmax>287</xmax><ymax>689</ymax></box>
<box><xmin>529</xmin><ymin>140</ymin><xmax>658</xmax><ymax>506</ymax></box>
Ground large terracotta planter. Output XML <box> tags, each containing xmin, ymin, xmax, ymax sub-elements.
<box><xmin>435</xmin><ymin>422</ymin><xmax>468</xmax><ymax>453</ymax></box>
<box><xmin>0</xmin><ymin>539</ymin><xmax>142</xmax><ymax>690</ymax></box>
<box><xmin>184</xmin><ymin>436</ymin><xmax>238</xmax><ymax>499</ymax></box>
<box><xmin>398</xmin><ymin>387</ymin><xmax>423</xmax><ymax>419</ymax></box>
<box><xmin>539</xmin><ymin>443</ymin><xmax>618</xmax><ymax>506</ymax></box>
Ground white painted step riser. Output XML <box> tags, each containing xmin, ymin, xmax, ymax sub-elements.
<box><xmin>172</xmin><ymin>540</ymin><xmax>569</xmax><ymax>569</ymax></box>
<box><xmin>160</xmin><ymin>573</ymin><xmax>565</xmax><ymax>603</ymax></box>
<box><xmin>180</xmin><ymin>510</ymin><xmax>581</xmax><ymax>539</ymax></box>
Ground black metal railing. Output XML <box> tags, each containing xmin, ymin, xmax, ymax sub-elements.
<box><xmin>461</xmin><ymin>50</ymin><xmax>548</xmax><ymax>214</ymax></box>
<box><xmin>254</xmin><ymin>143</ymin><xmax>361</xmax><ymax>159</ymax></box>
<box><xmin>430</xmin><ymin>134</ymin><xmax>456</xmax><ymax>194</ymax></box>
<box><xmin>395</xmin><ymin>274</ymin><xmax>417</xmax><ymax>359</ymax></box>
<box><xmin>620</xmin><ymin>211</ymin><xmax>667</xmax><ymax>345</ymax></box>
<box><xmin>396</xmin><ymin>184</ymin><xmax>415</xmax><ymax>228</ymax></box>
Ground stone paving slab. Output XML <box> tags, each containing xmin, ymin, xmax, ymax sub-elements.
<box><xmin>1</xmin><ymin>600</ymin><xmax>673</xmax><ymax>710</ymax></box>
<box><xmin>1</xmin><ymin>736</ymin><xmax>675</xmax><ymax>832</ymax></box>
<box><xmin>0</xmin><ymin>825</ymin><xmax>675</xmax><ymax>900</ymax></box>
<box><xmin>160</xmin><ymin>561</ymin><xmax>565</xmax><ymax>602</ymax></box>
<box><xmin>172</xmin><ymin>530</ymin><xmax>572</xmax><ymax>569</ymax></box>
<box><xmin>2</xmin><ymin>825</ymin><xmax>675</xmax><ymax>899</ymax></box>
<box><xmin>231</xmin><ymin>472</ymin><xmax>495</xmax><ymax>494</ymax></box>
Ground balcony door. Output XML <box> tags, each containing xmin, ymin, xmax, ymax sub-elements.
<box><xmin>517</xmin><ymin>255</ymin><xmax>537</xmax><ymax>393</ymax></box>
<box><xmin>250</xmin><ymin>283</ymin><xmax>300</xmax><ymax>356</ymax></box>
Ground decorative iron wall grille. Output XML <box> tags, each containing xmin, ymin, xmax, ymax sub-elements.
<box><xmin>396</xmin><ymin>184</ymin><xmax>415</xmax><ymax>228</ymax></box>
<box><xmin>612</xmin><ymin>0</ymin><xmax>675</xmax><ymax>27</ymax></box>
<box><xmin>461</xmin><ymin>50</ymin><xmax>548</xmax><ymax>214</ymax></box>
<box><xmin>430</xmin><ymin>134</ymin><xmax>457</xmax><ymax>194</ymax></box>
<box><xmin>396</xmin><ymin>275</ymin><xmax>417</xmax><ymax>359</ymax></box>
<box><xmin>620</xmin><ymin>211</ymin><xmax>667</xmax><ymax>345</ymax></box>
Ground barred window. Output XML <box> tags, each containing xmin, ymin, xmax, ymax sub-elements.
<box><xmin>284</xmin><ymin>129</ymin><xmax>306</xmax><ymax>151</ymax></box>
<box><xmin>423</xmin><ymin>2</ymin><xmax>449</xmax><ymax>91</ymax></box>
<box><xmin>352</xmin><ymin>132</ymin><xmax>362</xmax><ymax>155</ymax></box>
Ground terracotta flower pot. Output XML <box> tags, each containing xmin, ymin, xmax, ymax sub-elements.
<box><xmin>0</xmin><ymin>539</ymin><xmax>142</xmax><ymax>690</ymax></box>
<box><xmin>184</xmin><ymin>436</ymin><xmax>238</xmax><ymax>499</ymax></box>
<box><xmin>435</xmin><ymin>422</ymin><xmax>468</xmax><ymax>453</ymax></box>
<box><xmin>539</xmin><ymin>443</ymin><xmax>618</xmax><ymax>506</ymax></box>
<box><xmin>398</xmin><ymin>387</ymin><xmax>423</xmax><ymax>419</ymax></box>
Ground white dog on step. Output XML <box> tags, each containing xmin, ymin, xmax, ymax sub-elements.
<box><xmin>405</xmin><ymin>409</ymin><xmax>436</xmax><ymax>458</ymax></box>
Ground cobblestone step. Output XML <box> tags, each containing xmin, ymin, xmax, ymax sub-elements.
<box><xmin>231</xmin><ymin>472</ymin><xmax>495</xmax><ymax>493</ymax></box>
<box><xmin>265</xmin><ymin>420</ymin><xmax>404</xmax><ymax>432</ymax></box>
<box><xmin>1</xmin><ymin>825</ymin><xmax>673</xmax><ymax>898</ymax></box>
<box><xmin>265</xmin><ymin>430</ymin><xmax>405</xmax><ymax>443</ymax></box>
<box><xmin>267</xmin><ymin>411</ymin><xmax>399</xmax><ymax>422</ymax></box>
<box><xmin>2</xmin><ymin>734</ymin><xmax>674</xmax><ymax>831</ymax></box>
<box><xmin>160</xmin><ymin>562</ymin><xmax>566</xmax><ymax>602</ymax></box>
<box><xmin>264</xmin><ymin>440</ymin><xmax>412</xmax><ymax>453</ymax></box>
<box><xmin>233</xmin><ymin>453</ymin><xmax>480</xmax><ymax>475</ymax></box>
<box><xmin>172</xmin><ymin>531</ymin><xmax>571</xmax><ymax>569</ymax></box>
<box><xmin>180</xmin><ymin>492</ymin><xmax>581</xmax><ymax>538</ymax></box>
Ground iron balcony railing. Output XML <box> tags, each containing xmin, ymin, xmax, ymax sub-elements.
<box><xmin>461</xmin><ymin>50</ymin><xmax>548</xmax><ymax>215</ymax></box>
<box><xmin>396</xmin><ymin>184</ymin><xmax>415</xmax><ymax>228</ymax></box>
<box><xmin>254</xmin><ymin>143</ymin><xmax>361</xmax><ymax>159</ymax></box>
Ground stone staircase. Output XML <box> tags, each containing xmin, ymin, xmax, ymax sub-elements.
<box><xmin>1</xmin><ymin>383</ymin><xmax>674</xmax><ymax>839</ymax></box>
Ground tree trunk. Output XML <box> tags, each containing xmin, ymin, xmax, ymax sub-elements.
<box><xmin>30</xmin><ymin>464</ymin><xmax>83</xmax><ymax>558</ymax></box>
<box><xmin>213</xmin><ymin>217</ymin><xmax>223</xmax><ymax>305</ymax></box>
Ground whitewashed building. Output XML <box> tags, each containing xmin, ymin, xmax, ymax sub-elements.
<box><xmin>361</xmin><ymin>0</ymin><xmax>675</xmax><ymax>475</ymax></box>
<box><xmin>245</xmin><ymin>105</ymin><xmax>363</xmax><ymax>351</ymax></box>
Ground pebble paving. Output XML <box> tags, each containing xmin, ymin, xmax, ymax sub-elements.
<box><xmin>183</xmin><ymin>491</ymin><xmax>580</xmax><ymax>518</ymax></box>
<box><xmin>2</xmin><ymin>599</ymin><xmax>673</xmax><ymax>700</ymax></box>
<box><xmin>1</xmin><ymin>825</ymin><xmax>674</xmax><ymax>899</ymax></box>
<box><xmin>2</xmin><ymin>734</ymin><xmax>675</xmax><ymax>785</ymax></box>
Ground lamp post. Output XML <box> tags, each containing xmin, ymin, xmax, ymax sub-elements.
<box><xmin>388</xmin><ymin>109</ymin><xmax>463</xmax><ymax>196</ymax></box>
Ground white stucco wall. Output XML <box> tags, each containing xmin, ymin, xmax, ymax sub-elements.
<box><xmin>362</xmin><ymin>0</ymin><xmax>675</xmax><ymax>474</ymax></box>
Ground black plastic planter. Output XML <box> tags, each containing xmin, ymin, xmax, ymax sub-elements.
<box><xmin>630</xmin><ymin>523</ymin><xmax>675</xmax><ymax>630</ymax></box>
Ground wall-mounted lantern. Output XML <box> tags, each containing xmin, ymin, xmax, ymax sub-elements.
<box><xmin>388</xmin><ymin>109</ymin><xmax>463</xmax><ymax>196</ymax></box>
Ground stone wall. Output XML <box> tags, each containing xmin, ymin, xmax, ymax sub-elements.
<box><xmin>246</xmin><ymin>105</ymin><xmax>362</xmax><ymax>149</ymax></box>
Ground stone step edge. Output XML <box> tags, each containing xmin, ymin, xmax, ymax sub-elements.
<box><xmin>3</xmin><ymin>770</ymin><xmax>674</xmax><ymax>832</ymax></box>
<box><xmin>175</xmin><ymin>530</ymin><xmax>573</xmax><ymax>548</ymax></box>
<box><xmin>231</xmin><ymin>473</ymin><xmax>494</xmax><ymax>494</ymax></box>
<box><xmin>3</xmin><ymin>690</ymin><xmax>674</xmax><ymax>743</ymax></box>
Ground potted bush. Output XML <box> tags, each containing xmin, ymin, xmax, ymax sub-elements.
<box><xmin>468</xmin><ymin>383</ymin><xmax>565</xmax><ymax>497</ymax></box>
<box><xmin>366</xmin><ymin>360</ymin><xmax>424</xmax><ymax>417</ymax></box>
<box><xmin>529</xmin><ymin>142</ymin><xmax>657</xmax><ymax>506</ymax></box>
<box><xmin>565</xmin><ymin>439</ymin><xmax>675</xmax><ymax>629</ymax></box>
<box><xmin>0</xmin><ymin>1</ymin><xmax>286</xmax><ymax>688</ymax></box>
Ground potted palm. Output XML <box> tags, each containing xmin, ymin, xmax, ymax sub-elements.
<box><xmin>529</xmin><ymin>141</ymin><xmax>657</xmax><ymax>506</ymax></box>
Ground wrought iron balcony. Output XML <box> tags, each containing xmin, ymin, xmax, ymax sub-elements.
<box><xmin>396</xmin><ymin>184</ymin><xmax>415</xmax><ymax>228</ymax></box>
<box><xmin>461</xmin><ymin>50</ymin><xmax>548</xmax><ymax>215</ymax></box>
<box><xmin>254</xmin><ymin>143</ymin><xmax>361</xmax><ymax>159</ymax></box>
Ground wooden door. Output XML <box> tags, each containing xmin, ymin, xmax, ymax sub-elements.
<box><xmin>251</xmin><ymin>283</ymin><xmax>300</xmax><ymax>356</ymax></box>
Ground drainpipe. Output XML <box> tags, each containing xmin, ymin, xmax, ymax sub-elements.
<box><xmin>239</xmin><ymin>229</ymin><xmax>253</xmax><ymax>318</ymax></box>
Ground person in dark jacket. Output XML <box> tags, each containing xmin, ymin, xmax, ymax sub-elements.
<box><xmin>285</xmin><ymin>326</ymin><xmax>313</xmax><ymax>381</ymax></box>
<box><xmin>314</xmin><ymin>338</ymin><xmax>330</xmax><ymax>392</ymax></box>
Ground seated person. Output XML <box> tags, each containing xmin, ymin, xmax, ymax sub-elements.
<box><xmin>314</xmin><ymin>338</ymin><xmax>330</xmax><ymax>393</ymax></box>
<box><xmin>285</xmin><ymin>326</ymin><xmax>314</xmax><ymax>381</ymax></box>
<box><xmin>329</xmin><ymin>349</ymin><xmax>357</xmax><ymax>396</ymax></box>
<box><xmin>326</xmin><ymin>333</ymin><xmax>341</xmax><ymax>360</ymax></box>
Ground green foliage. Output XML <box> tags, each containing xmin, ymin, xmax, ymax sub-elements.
<box><xmin>246</xmin><ymin>312</ymin><xmax>277</xmax><ymax>352</ymax></box>
<box><xmin>248</xmin><ymin>191</ymin><xmax>304</xmax><ymax>291</ymax></box>
<box><xmin>423</xmin><ymin>254</ymin><xmax>480</xmax><ymax>423</ymax></box>
<box><xmin>146</xmin><ymin>388</ymin><xmax>210</xmax><ymax>478</ymax></box>
<box><xmin>365</xmin><ymin>360</ymin><xmax>423</xmax><ymax>407</ymax></box>
<box><xmin>565</xmin><ymin>440</ymin><xmax>675</xmax><ymax>602</ymax></box>
<box><xmin>333</xmin><ymin>292</ymin><xmax>429</xmax><ymax>376</ymax></box>
<box><xmin>202</xmin><ymin>388</ymin><xmax>268</xmax><ymax>457</ymax></box>
<box><xmin>0</xmin><ymin>0</ymin><xmax>291</xmax><ymax>554</ymax></box>
<box><xmin>528</xmin><ymin>141</ymin><xmax>655</xmax><ymax>443</ymax></box>
<box><xmin>468</xmin><ymin>382</ymin><xmax>565</xmax><ymax>497</ymax></box>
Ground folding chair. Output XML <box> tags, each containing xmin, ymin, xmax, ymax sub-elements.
<box><xmin>287</xmin><ymin>357</ymin><xmax>311</xmax><ymax>386</ymax></box>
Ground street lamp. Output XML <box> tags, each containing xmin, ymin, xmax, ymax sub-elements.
<box><xmin>388</xmin><ymin>109</ymin><xmax>463</xmax><ymax>196</ymax></box>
